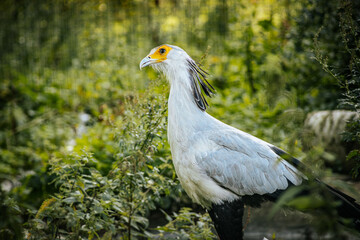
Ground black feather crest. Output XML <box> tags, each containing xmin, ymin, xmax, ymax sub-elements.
<box><xmin>187</xmin><ymin>59</ymin><xmax>215</xmax><ymax>111</ymax></box>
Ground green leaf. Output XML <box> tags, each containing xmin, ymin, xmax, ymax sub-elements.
<box><xmin>63</xmin><ymin>197</ymin><xmax>77</xmax><ymax>204</ymax></box>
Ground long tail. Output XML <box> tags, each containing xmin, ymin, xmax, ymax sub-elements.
<box><xmin>320</xmin><ymin>181</ymin><xmax>360</xmax><ymax>231</ymax></box>
<box><xmin>271</xmin><ymin>145</ymin><xmax>360</xmax><ymax>231</ymax></box>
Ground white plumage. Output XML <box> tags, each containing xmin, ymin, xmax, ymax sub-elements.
<box><xmin>140</xmin><ymin>44</ymin><xmax>303</xmax><ymax>208</ymax></box>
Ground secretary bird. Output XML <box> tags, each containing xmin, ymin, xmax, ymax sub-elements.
<box><xmin>139</xmin><ymin>44</ymin><xmax>360</xmax><ymax>239</ymax></box>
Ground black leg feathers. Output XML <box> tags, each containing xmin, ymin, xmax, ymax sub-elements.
<box><xmin>208</xmin><ymin>199</ymin><xmax>245</xmax><ymax>240</ymax></box>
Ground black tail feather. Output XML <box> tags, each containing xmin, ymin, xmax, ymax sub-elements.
<box><xmin>270</xmin><ymin>145</ymin><xmax>360</xmax><ymax>231</ymax></box>
<box><xmin>320</xmin><ymin>181</ymin><xmax>360</xmax><ymax>231</ymax></box>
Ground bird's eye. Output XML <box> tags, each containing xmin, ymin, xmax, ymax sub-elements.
<box><xmin>159</xmin><ymin>48</ymin><xmax>166</xmax><ymax>54</ymax></box>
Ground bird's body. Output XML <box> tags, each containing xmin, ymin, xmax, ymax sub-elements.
<box><xmin>168</xmin><ymin>90</ymin><xmax>303</xmax><ymax>207</ymax></box>
<box><xmin>140</xmin><ymin>44</ymin><xmax>360</xmax><ymax>239</ymax></box>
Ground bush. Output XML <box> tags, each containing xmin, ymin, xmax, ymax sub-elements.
<box><xmin>25</xmin><ymin>95</ymin><xmax>180</xmax><ymax>239</ymax></box>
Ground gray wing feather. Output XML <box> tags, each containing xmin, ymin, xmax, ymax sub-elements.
<box><xmin>196</xmin><ymin>130</ymin><xmax>303</xmax><ymax>196</ymax></box>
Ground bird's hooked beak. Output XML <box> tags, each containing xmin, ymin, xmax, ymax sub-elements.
<box><xmin>139</xmin><ymin>56</ymin><xmax>155</xmax><ymax>70</ymax></box>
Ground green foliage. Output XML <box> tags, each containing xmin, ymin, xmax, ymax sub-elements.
<box><xmin>27</xmin><ymin>153</ymin><xmax>153</xmax><ymax>240</ymax></box>
<box><xmin>25</xmin><ymin>96</ymin><xmax>180</xmax><ymax>239</ymax></box>
<box><xmin>344</xmin><ymin>119</ymin><xmax>360</xmax><ymax>179</ymax></box>
<box><xmin>289</xmin><ymin>0</ymin><xmax>345</xmax><ymax>110</ymax></box>
<box><xmin>313</xmin><ymin>0</ymin><xmax>360</xmax><ymax>179</ymax></box>
<box><xmin>156</xmin><ymin>208</ymin><xmax>215</xmax><ymax>240</ymax></box>
<box><xmin>0</xmin><ymin>194</ymin><xmax>23</xmax><ymax>240</ymax></box>
<box><xmin>338</xmin><ymin>1</ymin><xmax>360</xmax><ymax>180</ymax></box>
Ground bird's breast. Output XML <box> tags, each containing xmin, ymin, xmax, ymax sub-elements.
<box><xmin>168</xmin><ymin>127</ymin><xmax>239</xmax><ymax>207</ymax></box>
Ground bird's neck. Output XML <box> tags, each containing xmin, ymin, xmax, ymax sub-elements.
<box><xmin>168</xmin><ymin>81</ymin><xmax>203</xmax><ymax>117</ymax></box>
<box><xmin>167</xmin><ymin>69</ymin><xmax>208</xmax><ymax>144</ymax></box>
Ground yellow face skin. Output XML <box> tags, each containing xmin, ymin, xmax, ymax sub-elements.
<box><xmin>140</xmin><ymin>44</ymin><xmax>173</xmax><ymax>69</ymax></box>
<box><xmin>149</xmin><ymin>45</ymin><xmax>173</xmax><ymax>63</ymax></box>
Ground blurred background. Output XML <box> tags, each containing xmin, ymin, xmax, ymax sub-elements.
<box><xmin>1</xmin><ymin>0</ymin><xmax>359</xmax><ymax>239</ymax></box>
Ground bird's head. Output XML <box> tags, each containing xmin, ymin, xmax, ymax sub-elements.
<box><xmin>139</xmin><ymin>44</ymin><xmax>188</xmax><ymax>74</ymax></box>
<box><xmin>140</xmin><ymin>44</ymin><xmax>215</xmax><ymax>111</ymax></box>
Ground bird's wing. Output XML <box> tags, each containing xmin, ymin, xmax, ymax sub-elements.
<box><xmin>195</xmin><ymin>129</ymin><xmax>304</xmax><ymax>196</ymax></box>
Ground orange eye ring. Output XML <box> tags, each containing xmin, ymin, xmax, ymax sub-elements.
<box><xmin>147</xmin><ymin>45</ymin><xmax>172</xmax><ymax>63</ymax></box>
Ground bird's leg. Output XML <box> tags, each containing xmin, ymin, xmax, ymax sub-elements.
<box><xmin>208</xmin><ymin>198</ymin><xmax>244</xmax><ymax>240</ymax></box>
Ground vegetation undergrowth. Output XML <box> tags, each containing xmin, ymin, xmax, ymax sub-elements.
<box><xmin>25</xmin><ymin>93</ymin><xmax>183</xmax><ymax>239</ymax></box>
